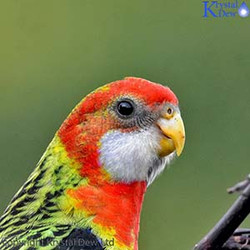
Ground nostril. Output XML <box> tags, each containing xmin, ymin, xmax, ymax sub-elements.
<box><xmin>148</xmin><ymin>167</ymin><xmax>153</xmax><ymax>177</ymax></box>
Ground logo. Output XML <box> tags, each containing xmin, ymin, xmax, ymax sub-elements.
<box><xmin>202</xmin><ymin>0</ymin><xmax>249</xmax><ymax>18</ymax></box>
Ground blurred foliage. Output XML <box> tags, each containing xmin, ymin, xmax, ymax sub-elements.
<box><xmin>0</xmin><ymin>1</ymin><xmax>250</xmax><ymax>249</ymax></box>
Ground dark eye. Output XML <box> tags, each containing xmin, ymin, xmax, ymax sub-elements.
<box><xmin>117</xmin><ymin>101</ymin><xmax>134</xmax><ymax>116</ymax></box>
<box><xmin>167</xmin><ymin>107</ymin><xmax>173</xmax><ymax>115</ymax></box>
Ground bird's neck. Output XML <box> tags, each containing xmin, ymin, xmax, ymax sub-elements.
<box><xmin>67</xmin><ymin>180</ymin><xmax>147</xmax><ymax>250</ymax></box>
<box><xmin>54</xmin><ymin>112</ymin><xmax>149</xmax><ymax>249</ymax></box>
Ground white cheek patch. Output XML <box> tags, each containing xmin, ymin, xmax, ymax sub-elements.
<box><xmin>99</xmin><ymin>126</ymin><xmax>175</xmax><ymax>184</ymax></box>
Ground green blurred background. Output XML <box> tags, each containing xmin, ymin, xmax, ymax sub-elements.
<box><xmin>0</xmin><ymin>1</ymin><xmax>250</xmax><ymax>249</ymax></box>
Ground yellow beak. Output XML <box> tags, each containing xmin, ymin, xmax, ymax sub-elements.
<box><xmin>157</xmin><ymin>112</ymin><xmax>185</xmax><ymax>157</ymax></box>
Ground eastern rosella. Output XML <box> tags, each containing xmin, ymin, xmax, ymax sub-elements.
<box><xmin>0</xmin><ymin>77</ymin><xmax>185</xmax><ymax>250</ymax></box>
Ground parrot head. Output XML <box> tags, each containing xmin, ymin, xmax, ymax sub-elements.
<box><xmin>59</xmin><ymin>77</ymin><xmax>185</xmax><ymax>186</ymax></box>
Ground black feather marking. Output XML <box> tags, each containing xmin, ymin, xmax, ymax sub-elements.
<box><xmin>54</xmin><ymin>190</ymin><xmax>62</xmax><ymax>197</ymax></box>
<box><xmin>54</xmin><ymin>165</ymin><xmax>63</xmax><ymax>175</ymax></box>
<box><xmin>53</xmin><ymin>229</ymin><xmax>69</xmax><ymax>236</ymax></box>
<box><xmin>12</xmin><ymin>196</ymin><xmax>35</xmax><ymax>210</ymax></box>
<box><xmin>27</xmin><ymin>232</ymin><xmax>42</xmax><ymax>240</ymax></box>
<box><xmin>45</xmin><ymin>192</ymin><xmax>54</xmax><ymax>200</ymax></box>
<box><xmin>0</xmin><ymin>218</ymin><xmax>12</xmax><ymax>227</ymax></box>
<box><xmin>39</xmin><ymin>236</ymin><xmax>54</xmax><ymax>246</ymax></box>
<box><xmin>45</xmin><ymin>201</ymin><xmax>56</xmax><ymax>207</ymax></box>
<box><xmin>55</xmin><ymin>225</ymin><xmax>71</xmax><ymax>230</ymax></box>
<box><xmin>23</xmin><ymin>196</ymin><xmax>36</xmax><ymax>203</ymax></box>
<box><xmin>5</xmin><ymin>229</ymin><xmax>26</xmax><ymax>238</ymax></box>
<box><xmin>46</xmin><ymin>209</ymin><xmax>58</xmax><ymax>213</ymax></box>
<box><xmin>42</xmin><ymin>206</ymin><xmax>58</xmax><ymax>214</ymax></box>
<box><xmin>41</xmin><ymin>214</ymin><xmax>51</xmax><ymax>220</ymax></box>
<box><xmin>10</xmin><ymin>178</ymin><xmax>33</xmax><ymax>204</ymax></box>
<box><xmin>39</xmin><ymin>155</ymin><xmax>50</xmax><ymax>169</ymax></box>
<box><xmin>55</xmin><ymin>228</ymin><xmax>104</xmax><ymax>250</ymax></box>
<box><xmin>10</xmin><ymin>208</ymin><xmax>21</xmax><ymax>216</ymax></box>
<box><xmin>33</xmin><ymin>169</ymin><xmax>46</xmax><ymax>184</ymax></box>
<box><xmin>13</xmin><ymin>217</ymin><xmax>28</xmax><ymax>226</ymax></box>
<box><xmin>27</xmin><ymin>185</ymin><xmax>39</xmax><ymax>195</ymax></box>
<box><xmin>13</xmin><ymin>201</ymin><xmax>25</xmax><ymax>209</ymax></box>
<box><xmin>0</xmin><ymin>225</ymin><xmax>8</xmax><ymax>232</ymax></box>
<box><xmin>7</xmin><ymin>245</ymin><xmax>24</xmax><ymax>250</ymax></box>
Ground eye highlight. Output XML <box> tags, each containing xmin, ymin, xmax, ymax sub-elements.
<box><xmin>117</xmin><ymin>100</ymin><xmax>134</xmax><ymax>117</ymax></box>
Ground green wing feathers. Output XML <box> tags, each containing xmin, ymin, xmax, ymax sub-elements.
<box><xmin>0</xmin><ymin>136</ymin><xmax>89</xmax><ymax>250</ymax></box>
